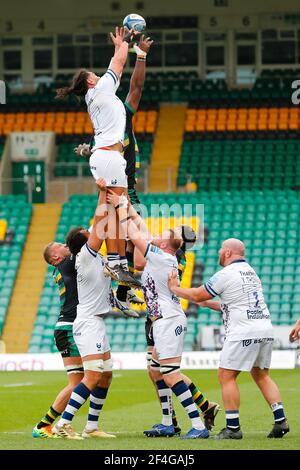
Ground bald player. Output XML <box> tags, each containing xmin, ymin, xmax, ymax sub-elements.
<box><xmin>169</xmin><ymin>238</ymin><xmax>289</xmax><ymax>440</ymax></box>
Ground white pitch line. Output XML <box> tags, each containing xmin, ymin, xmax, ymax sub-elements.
<box><xmin>2</xmin><ymin>382</ymin><xmax>34</xmax><ymax>388</ymax></box>
<box><xmin>0</xmin><ymin>432</ymin><xmax>26</xmax><ymax>435</ymax></box>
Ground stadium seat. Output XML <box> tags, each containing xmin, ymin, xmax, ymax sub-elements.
<box><xmin>0</xmin><ymin>196</ymin><xmax>32</xmax><ymax>334</ymax></box>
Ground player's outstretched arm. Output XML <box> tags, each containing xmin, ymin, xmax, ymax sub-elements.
<box><xmin>289</xmin><ymin>318</ymin><xmax>300</xmax><ymax>342</ymax></box>
<box><xmin>88</xmin><ymin>178</ymin><xmax>108</xmax><ymax>253</ymax></box>
<box><xmin>109</xmin><ymin>27</ymin><xmax>136</xmax><ymax>78</ymax></box>
<box><xmin>126</xmin><ymin>35</ymin><xmax>153</xmax><ymax>111</ymax></box>
<box><xmin>168</xmin><ymin>269</ymin><xmax>213</xmax><ymax>303</ymax></box>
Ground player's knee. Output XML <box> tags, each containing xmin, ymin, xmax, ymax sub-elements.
<box><xmin>83</xmin><ymin>358</ymin><xmax>104</xmax><ymax>382</ymax></box>
<box><xmin>68</xmin><ymin>373</ymin><xmax>83</xmax><ymax>389</ymax></box>
<box><xmin>98</xmin><ymin>359</ymin><xmax>113</xmax><ymax>386</ymax></box>
<box><xmin>218</xmin><ymin>368</ymin><xmax>235</xmax><ymax>384</ymax></box>
<box><xmin>159</xmin><ymin>363</ymin><xmax>181</xmax><ymax>384</ymax></box>
<box><xmin>251</xmin><ymin>367</ymin><xmax>268</xmax><ymax>383</ymax></box>
<box><xmin>101</xmin><ymin>372</ymin><xmax>113</xmax><ymax>387</ymax></box>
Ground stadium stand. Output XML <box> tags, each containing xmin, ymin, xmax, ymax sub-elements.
<box><xmin>0</xmin><ymin>195</ymin><xmax>32</xmax><ymax>334</ymax></box>
<box><xmin>184</xmin><ymin>108</ymin><xmax>300</xmax><ymax>133</ymax></box>
<box><xmin>177</xmin><ymin>140</ymin><xmax>300</xmax><ymax>189</ymax></box>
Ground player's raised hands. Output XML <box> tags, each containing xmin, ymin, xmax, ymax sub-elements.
<box><xmin>107</xmin><ymin>189</ymin><xmax>128</xmax><ymax>208</ymax></box>
<box><xmin>168</xmin><ymin>269</ymin><xmax>180</xmax><ymax>291</ymax></box>
<box><xmin>137</xmin><ymin>35</ymin><xmax>154</xmax><ymax>54</ymax></box>
<box><xmin>110</xmin><ymin>26</ymin><xmax>126</xmax><ymax>49</ymax></box>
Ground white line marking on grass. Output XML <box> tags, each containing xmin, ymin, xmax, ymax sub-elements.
<box><xmin>0</xmin><ymin>432</ymin><xmax>26</xmax><ymax>435</ymax></box>
<box><xmin>2</xmin><ymin>382</ymin><xmax>33</xmax><ymax>388</ymax></box>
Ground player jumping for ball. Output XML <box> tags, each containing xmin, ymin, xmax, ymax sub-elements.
<box><xmin>56</xmin><ymin>27</ymin><xmax>139</xmax><ymax>288</ymax></box>
<box><xmin>75</xmin><ymin>32</ymin><xmax>153</xmax><ymax>312</ymax></box>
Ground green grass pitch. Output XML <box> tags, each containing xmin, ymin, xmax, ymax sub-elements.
<box><xmin>0</xmin><ymin>369</ymin><xmax>299</xmax><ymax>450</ymax></box>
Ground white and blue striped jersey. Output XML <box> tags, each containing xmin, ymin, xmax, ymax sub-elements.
<box><xmin>75</xmin><ymin>243</ymin><xmax>111</xmax><ymax>319</ymax></box>
<box><xmin>85</xmin><ymin>69</ymin><xmax>126</xmax><ymax>149</ymax></box>
<box><xmin>205</xmin><ymin>260</ymin><xmax>273</xmax><ymax>341</ymax></box>
<box><xmin>142</xmin><ymin>243</ymin><xmax>185</xmax><ymax>321</ymax></box>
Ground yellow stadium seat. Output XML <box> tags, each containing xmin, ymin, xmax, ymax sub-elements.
<box><xmin>247</xmin><ymin>121</ymin><xmax>257</xmax><ymax>131</ymax></box>
<box><xmin>145</xmin><ymin>124</ymin><xmax>155</xmax><ymax>133</ymax></box>
<box><xmin>216</xmin><ymin>122</ymin><xmax>226</xmax><ymax>131</ymax></box>
<box><xmin>195</xmin><ymin>122</ymin><xmax>205</xmax><ymax>132</ymax></box>
<box><xmin>268</xmin><ymin>121</ymin><xmax>278</xmax><ymax>130</ymax></box>
<box><xmin>0</xmin><ymin>219</ymin><xmax>7</xmax><ymax>241</ymax></box>
<box><xmin>257</xmin><ymin>121</ymin><xmax>267</xmax><ymax>131</ymax></box>
<box><xmin>289</xmin><ymin>121</ymin><xmax>298</xmax><ymax>130</ymax></box>
<box><xmin>185</xmin><ymin>123</ymin><xmax>195</xmax><ymax>132</ymax></box>
<box><xmin>43</xmin><ymin>124</ymin><xmax>54</xmax><ymax>131</ymax></box>
<box><xmin>74</xmin><ymin>125</ymin><xmax>84</xmax><ymax>134</ymax></box>
<box><xmin>227</xmin><ymin>121</ymin><xmax>237</xmax><ymax>131</ymax></box>
<box><xmin>237</xmin><ymin>121</ymin><xmax>246</xmax><ymax>131</ymax></box>
<box><xmin>278</xmin><ymin>121</ymin><xmax>288</xmax><ymax>130</ymax></box>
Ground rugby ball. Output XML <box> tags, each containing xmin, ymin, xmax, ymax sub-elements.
<box><xmin>123</xmin><ymin>13</ymin><xmax>146</xmax><ymax>32</ymax></box>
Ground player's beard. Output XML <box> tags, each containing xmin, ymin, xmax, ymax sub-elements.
<box><xmin>219</xmin><ymin>254</ymin><xmax>225</xmax><ymax>266</ymax></box>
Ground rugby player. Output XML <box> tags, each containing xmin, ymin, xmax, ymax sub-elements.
<box><xmin>75</xmin><ymin>33</ymin><xmax>153</xmax><ymax>310</ymax></box>
<box><xmin>52</xmin><ymin>179</ymin><xmax>116</xmax><ymax>440</ymax></box>
<box><xmin>168</xmin><ymin>238</ymin><xmax>289</xmax><ymax>439</ymax></box>
<box><xmin>55</xmin><ymin>27</ymin><xmax>139</xmax><ymax>287</ymax></box>
<box><xmin>141</xmin><ymin>226</ymin><xmax>219</xmax><ymax>436</ymax></box>
<box><xmin>107</xmin><ymin>192</ymin><xmax>209</xmax><ymax>439</ymax></box>
<box><xmin>32</xmin><ymin>244</ymin><xmax>84</xmax><ymax>438</ymax></box>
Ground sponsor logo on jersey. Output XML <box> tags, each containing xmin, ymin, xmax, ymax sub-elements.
<box><xmin>246</xmin><ymin>309</ymin><xmax>270</xmax><ymax>320</ymax></box>
<box><xmin>175</xmin><ymin>325</ymin><xmax>186</xmax><ymax>336</ymax></box>
<box><xmin>110</xmin><ymin>178</ymin><xmax>118</xmax><ymax>185</ymax></box>
<box><xmin>242</xmin><ymin>339</ymin><xmax>252</xmax><ymax>347</ymax></box>
<box><xmin>96</xmin><ymin>343</ymin><xmax>102</xmax><ymax>351</ymax></box>
<box><xmin>171</xmin><ymin>293</ymin><xmax>180</xmax><ymax>304</ymax></box>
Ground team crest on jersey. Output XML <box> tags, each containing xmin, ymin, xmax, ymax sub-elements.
<box><xmin>96</xmin><ymin>343</ymin><xmax>102</xmax><ymax>351</ymax></box>
<box><xmin>110</xmin><ymin>178</ymin><xmax>118</xmax><ymax>185</ymax></box>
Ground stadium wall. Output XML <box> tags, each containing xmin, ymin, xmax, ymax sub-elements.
<box><xmin>1</xmin><ymin>0</ymin><xmax>300</xmax><ymax>36</ymax></box>
<box><xmin>0</xmin><ymin>351</ymin><xmax>298</xmax><ymax>371</ymax></box>
<box><xmin>1</xmin><ymin>0</ymin><xmax>300</xmax><ymax>22</ymax></box>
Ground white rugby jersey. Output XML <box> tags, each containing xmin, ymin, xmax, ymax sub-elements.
<box><xmin>85</xmin><ymin>69</ymin><xmax>126</xmax><ymax>149</ymax></box>
<box><xmin>142</xmin><ymin>243</ymin><xmax>185</xmax><ymax>321</ymax></box>
<box><xmin>75</xmin><ymin>243</ymin><xmax>111</xmax><ymax>319</ymax></box>
<box><xmin>205</xmin><ymin>260</ymin><xmax>274</xmax><ymax>341</ymax></box>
